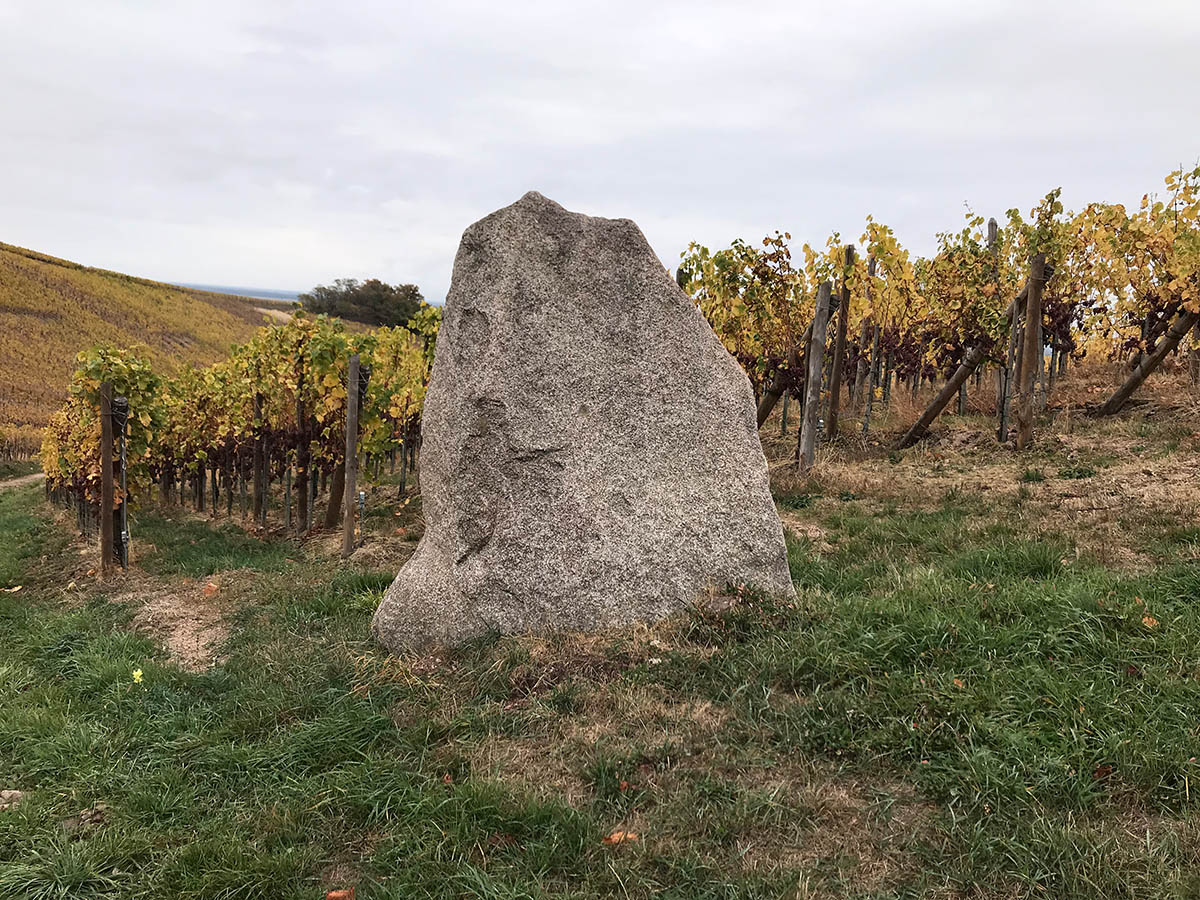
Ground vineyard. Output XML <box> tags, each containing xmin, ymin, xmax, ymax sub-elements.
<box><xmin>38</xmin><ymin>306</ymin><xmax>440</xmax><ymax>560</ymax></box>
<box><xmin>3</xmin><ymin>172</ymin><xmax>1200</xmax><ymax>899</ymax></box>
<box><xmin>681</xmin><ymin>165</ymin><xmax>1200</xmax><ymax>461</ymax></box>
<box><xmin>32</xmin><ymin>167</ymin><xmax>1200</xmax><ymax>561</ymax></box>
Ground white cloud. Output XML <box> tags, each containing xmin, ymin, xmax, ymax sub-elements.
<box><xmin>1</xmin><ymin>0</ymin><xmax>1197</xmax><ymax>299</ymax></box>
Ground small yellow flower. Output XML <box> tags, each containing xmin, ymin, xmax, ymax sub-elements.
<box><xmin>132</xmin><ymin>669</ymin><xmax>144</xmax><ymax>684</ymax></box>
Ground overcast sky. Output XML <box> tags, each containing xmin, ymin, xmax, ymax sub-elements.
<box><xmin>2</xmin><ymin>1</ymin><xmax>1198</xmax><ymax>300</ymax></box>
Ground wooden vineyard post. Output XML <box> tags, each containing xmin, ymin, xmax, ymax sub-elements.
<box><xmin>779</xmin><ymin>393</ymin><xmax>790</xmax><ymax>436</ymax></box>
<box><xmin>99</xmin><ymin>382</ymin><xmax>114</xmax><ymax>578</ymax></box>
<box><xmin>1094</xmin><ymin>309</ymin><xmax>1200</xmax><ymax>415</ymax></box>
<box><xmin>1015</xmin><ymin>253</ymin><xmax>1046</xmax><ymax>450</ymax></box>
<box><xmin>295</xmin><ymin>366</ymin><xmax>309</xmax><ymax>533</ymax></box>
<box><xmin>252</xmin><ymin>394</ymin><xmax>265</xmax><ymax>524</ymax></box>
<box><xmin>342</xmin><ymin>354</ymin><xmax>361</xmax><ymax>558</ymax></box>
<box><xmin>893</xmin><ymin>345</ymin><xmax>988</xmax><ymax>449</ymax></box>
<box><xmin>111</xmin><ymin>397</ymin><xmax>129</xmax><ymax>569</ymax></box>
<box><xmin>826</xmin><ymin>245</ymin><xmax>854</xmax><ymax>441</ymax></box>
<box><xmin>797</xmin><ymin>281</ymin><xmax>832</xmax><ymax>471</ymax></box>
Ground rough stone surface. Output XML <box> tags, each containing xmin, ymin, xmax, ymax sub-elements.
<box><xmin>372</xmin><ymin>192</ymin><xmax>794</xmax><ymax>651</ymax></box>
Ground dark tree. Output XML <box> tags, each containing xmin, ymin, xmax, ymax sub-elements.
<box><xmin>299</xmin><ymin>278</ymin><xmax>424</xmax><ymax>326</ymax></box>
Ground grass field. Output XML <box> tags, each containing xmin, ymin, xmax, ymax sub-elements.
<box><xmin>1</xmin><ymin>374</ymin><xmax>1198</xmax><ymax>898</ymax></box>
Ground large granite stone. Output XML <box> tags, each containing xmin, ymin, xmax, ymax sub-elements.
<box><xmin>372</xmin><ymin>192</ymin><xmax>794</xmax><ymax>651</ymax></box>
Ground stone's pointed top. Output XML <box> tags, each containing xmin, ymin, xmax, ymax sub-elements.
<box><xmin>372</xmin><ymin>194</ymin><xmax>794</xmax><ymax>653</ymax></box>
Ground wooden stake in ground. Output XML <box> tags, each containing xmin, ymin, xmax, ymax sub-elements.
<box><xmin>893</xmin><ymin>345</ymin><xmax>988</xmax><ymax>449</ymax></box>
<box><xmin>826</xmin><ymin>245</ymin><xmax>855</xmax><ymax>441</ymax></box>
<box><xmin>99</xmin><ymin>382</ymin><xmax>114</xmax><ymax>578</ymax></box>
<box><xmin>342</xmin><ymin>353</ymin><xmax>360</xmax><ymax>558</ymax></box>
<box><xmin>1094</xmin><ymin>308</ymin><xmax>1200</xmax><ymax>415</ymax></box>
<box><xmin>252</xmin><ymin>393</ymin><xmax>265</xmax><ymax>523</ymax></box>
<box><xmin>1014</xmin><ymin>253</ymin><xmax>1046</xmax><ymax>450</ymax></box>
<box><xmin>797</xmin><ymin>281</ymin><xmax>832</xmax><ymax>471</ymax></box>
<box><xmin>896</xmin><ymin>279</ymin><xmax>1039</xmax><ymax>450</ymax></box>
<box><xmin>295</xmin><ymin>369</ymin><xmax>310</xmax><ymax>533</ymax></box>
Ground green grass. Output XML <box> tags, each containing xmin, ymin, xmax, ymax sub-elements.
<box><xmin>1</xmin><ymin>483</ymin><xmax>1199</xmax><ymax>897</ymax></box>
<box><xmin>133</xmin><ymin>511</ymin><xmax>293</xmax><ymax>577</ymax></box>
<box><xmin>0</xmin><ymin>459</ymin><xmax>39</xmax><ymax>481</ymax></box>
<box><xmin>0</xmin><ymin>484</ymin><xmax>66</xmax><ymax>588</ymax></box>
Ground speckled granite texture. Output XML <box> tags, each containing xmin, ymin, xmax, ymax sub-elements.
<box><xmin>372</xmin><ymin>192</ymin><xmax>794</xmax><ymax>651</ymax></box>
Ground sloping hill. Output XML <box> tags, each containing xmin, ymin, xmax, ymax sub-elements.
<box><xmin>0</xmin><ymin>242</ymin><xmax>287</xmax><ymax>445</ymax></box>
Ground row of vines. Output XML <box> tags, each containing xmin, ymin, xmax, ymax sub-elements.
<box><xmin>34</xmin><ymin>166</ymin><xmax>1200</xmax><ymax>528</ymax></box>
<box><xmin>40</xmin><ymin>305</ymin><xmax>440</xmax><ymax>532</ymax></box>
<box><xmin>679</xmin><ymin>165</ymin><xmax>1200</xmax><ymax>452</ymax></box>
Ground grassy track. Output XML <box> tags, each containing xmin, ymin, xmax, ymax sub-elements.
<box><xmin>1</xmin><ymin>402</ymin><xmax>1199</xmax><ymax>898</ymax></box>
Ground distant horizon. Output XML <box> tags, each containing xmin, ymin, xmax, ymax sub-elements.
<box><xmin>172</xmin><ymin>282</ymin><xmax>302</xmax><ymax>304</ymax></box>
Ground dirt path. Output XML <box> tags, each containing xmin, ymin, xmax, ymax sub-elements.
<box><xmin>0</xmin><ymin>472</ymin><xmax>44</xmax><ymax>491</ymax></box>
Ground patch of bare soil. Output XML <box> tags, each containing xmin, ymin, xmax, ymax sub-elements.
<box><xmin>117</xmin><ymin>573</ymin><xmax>237</xmax><ymax>671</ymax></box>
<box><xmin>0</xmin><ymin>471</ymin><xmax>44</xmax><ymax>491</ymax></box>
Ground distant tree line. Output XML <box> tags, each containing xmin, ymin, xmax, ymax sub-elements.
<box><xmin>299</xmin><ymin>278</ymin><xmax>424</xmax><ymax>326</ymax></box>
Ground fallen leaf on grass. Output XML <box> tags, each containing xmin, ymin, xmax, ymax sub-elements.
<box><xmin>1092</xmin><ymin>764</ymin><xmax>1114</xmax><ymax>781</ymax></box>
<box><xmin>201</xmin><ymin>582</ymin><xmax>220</xmax><ymax>597</ymax></box>
<box><xmin>602</xmin><ymin>830</ymin><xmax>638</xmax><ymax>846</ymax></box>
<box><xmin>1</xmin><ymin>585</ymin><xmax>22</xmax><ymax>593</ymax></box>
<box><xmin>326</xmin><ymin>891</ymin><xmax>355</xmax><ymax>900</ymax></box>
<box><xmin>1143</xmin><ymin>615</ymin><xmax>1159</xmax><ymax>628</ymax></box>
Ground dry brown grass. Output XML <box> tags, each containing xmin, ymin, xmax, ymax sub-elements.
<box><xmin>765</xmin><ymin>365</ymin><xmax>1199</xmax><ymax>569</ymax></box>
